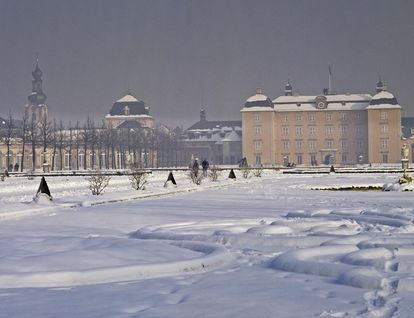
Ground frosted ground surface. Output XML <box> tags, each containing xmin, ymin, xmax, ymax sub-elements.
<box><xmin>0</xmin><ymin>170</ymin><xmax>414</xmax><ymax>317</ymax></box>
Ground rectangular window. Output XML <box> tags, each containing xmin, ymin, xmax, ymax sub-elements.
<box><xmin>341</xmin><ymin>125</ymin><xmax>347</xmax><ymax>136</ymax></box>
<box><xmin>255</xmin><ymin>126</ymin><xmax>262</xmax><ymax>136</ymax></box>
<box><xmin>296</xmin><ymin>154</ymin><xmax>303</xmax><ymax>165</ymax></box>
<box><xmin>308</xmin><ymin>113</ymin><xmax>315</xmax><ymax>121</ymax></box>
<box><xmin>341</xmin><ymin>140</ymin><xmax>347</xmax><ymax>150</ymax></box>
<box><xmin>380</xmin><ymin>111</ymin><xmax>388</xmax><ymax>121</ymax></box>
<box><xmin>283</xmin><ymin>114</ymin><xmax>289</xmax><ymax>122</ymax></box>
<box><xmin>325</xmin><ymin>113</ymin><xmax>332</xmax><ymax>121</ymax></box>
<box><xmin>255</xmin><ymin>155</ymin><xmax>261</xmax><ymax>165</ymax></box>
<box><xmin>254</xmin><ymin>113</ymin><xmax>261</xmax><ymax>121</ymax></box>
<box><xmin>295</xmin><ymin>113</ymin><xmax>302</xmax><ymax>121</ymax></box>
<box><xmin>355</xmin><ymin>112</ymin><xmax>361</xmax><ymax>120</ymax></box>
<box><xmin>341</xmin><ymin>153</ymin><xmax>347</xmax><ymax>163</ymax></box>
<box><xmin>309</xmin><ymin>126</ymin><xmax>316</xmax><ymax>135</ymax></box>
<box><xmin>309</xmin><ymin>140</ymin><xmax>317</xmax><ymax>151</ymax></box>
<box><xmin>282</xmin><ymin>127</ymin><xmax>289</xmax><ymax>136</ymax></box>
<box><xmin>381</xmin><ymin>125</ymin><xmax>389</xmax><ymax>134</ymax></box>
<box><xmin>295</xmin><ymin>140</ymin><xmax>302</xmax><ymax>150</ymax></box>
<box><xmin>325</xmin><ymin>140</ymin><xmax>333</xmax><ymax>149</ymax></box>
<box><xmin>381</xmin><ymin>139</ymin><xmax>389</xmax><ymax>149</ymax></box>
<box><xmin>295</xmin><ymin>126</ymin><xmax>303</xmax><ymax>136</ymax></box>
<box><xmin>382</xmin><ymin>153</ymin><xmax>388</xmax><ymax>163</ymax></box>
<box><xmin>283</xmin><ymin>141</ymin><xmax>289</xmax><ymax>150</ymax></box>
<box><xmin>356</xmin><ymin>140</ymin><xmax>363</xmax><ymax>150</ymax></box>
<box><xmin>325</xmin><ymin>126</ymin><xmax>333</xmax><ymax>136</ymax></box>
<box><xmin>341</xmin><ymin>112</ymin><xmax>347</xmax><ymax>120</ymax></box>
<box><xmin>356</xmin><ymin>126</ymin><xmax>362</xmax><ymax>136</ymax></box>
<box><xmin>254</xmin><ymin>140</ymin><xmax>262</xmax><ymax>151</ymax></box>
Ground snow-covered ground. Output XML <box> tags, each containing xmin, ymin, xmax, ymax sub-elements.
<box><xmin>0</xmin><ymin>170</ymin><xmax>414</xmax><ymax>317</ymax></box>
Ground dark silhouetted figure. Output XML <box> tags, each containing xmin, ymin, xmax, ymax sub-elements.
<box><xmin>164</xmin><ymin>171</ymin><xmax>177</xmax><ymax>187</ymax></box>
<box><xmin>192</xmin><ymin>159</ymin><xmax>199</xmax><ymax>177</ymax></box>
<box><xmin>330</xmin><ymin>165</ymin><xmax>335</xmax><ymax>173</ymax></box>
<box><xmin>228</xmin><ymin>169</ymin><xmax>236</xmax><ymax>179</ymax></box>
<box><xmin>202</xmin><ymin>159</ymin><xmax>209</xmax><ymax>176</ymax></box>
<box><xmin>37</xmin><ymin>176</ymin><xmax>51</xmax><ymax>197</ymax></box>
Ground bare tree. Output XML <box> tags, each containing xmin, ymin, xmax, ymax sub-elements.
<box><xmin>20</xmin><ymin>113</ymin><xmax>29</xmax><ymax>172</ymax></box>
<box><xmin>88</xmin><ymin>172</ymin><xmax>111</xmax><ymax>195</ymax></box>
<box><xmin>75</xmin><ymin>121</ymin><xmax>81</xmax><ymax>170</ymax></box>
<box><xmin>129</xmin><ymin>165</ymin><xmax>148</xmax><ymax>190</ymax></box>
<box><xmin>0</xmin><ymin>112</ymin><xmax>15</xmax><ymax>171</ymax></box>
<box><xmin>67</xmin><ymin>122</ymin><xmax>74</xmax><ymax>170</ymax></box>
<box><xmin>28</xmin><ymin>116</ymin><xmax>39</xmax><ymax>171</ymax></box>
<box><xmin>57</xmin><ymin>120</ymin><xmax>65</xmax><ymax>170</ymax></box>
<box><xmin>51</xmin><ymin>119</ymin><xmax>58</xmax><ymax>170</ymax></box>
<box><xmin>38</xmin><ymin>113</ymin><xmax>52</xmax><ymax>170</ymax></box>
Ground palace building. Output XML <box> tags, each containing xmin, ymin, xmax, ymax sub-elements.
<box><xmin>241</xmin><ymin>81</ymin><xmax>402</xmax><ymax>166</ymax></box>
<box><xmin>105</xmin><ymin>94</ymin><xmax>154</xmax><ymax>129</ymax></box>
<box><xmin>180</xmin><ymin>108</ymin><xmax>242</xmax><ymax>165</ymax></box>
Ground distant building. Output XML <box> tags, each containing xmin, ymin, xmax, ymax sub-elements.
<box><xmin>241</xmin><ymin>81</ymin><xmax>402</xmax><ymax>166</ymax></box>
<box><xmin>105</xmin><ymin>94</ymin><xmax>154</xmax><ymax>129</ymax></box>
<box><xmin>180</xmin><ymin>108</ymin><xmax>242</xmax><ymax>165</ymax></box>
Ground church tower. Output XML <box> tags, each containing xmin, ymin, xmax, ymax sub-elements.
<box><xmin>25</xmin><ymin>58</ymin><xmax>48</xmax><ymax>124</ymax></box>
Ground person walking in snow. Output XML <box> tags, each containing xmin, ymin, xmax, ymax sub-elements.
<box><xmin>202</xmin><ymin>159</ymin><xmax>209</xmax><ymax>176</ymax></box>
<box><xmin>192</xmin><ymin>158</ymin><xmax>200</xmax><ymax>177</ymax></box>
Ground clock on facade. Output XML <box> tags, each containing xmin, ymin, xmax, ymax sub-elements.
<box><xmin>315</xmin><ymin>96</ymin><xmax>328</xmax><ymax>109</ymax></box>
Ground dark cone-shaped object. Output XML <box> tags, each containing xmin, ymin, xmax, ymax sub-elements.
<box><xmin>37</xmin><ymin>176</ymin><xmax>51</xmax><ymax>197</ymax></box>
<box><xmin>166</xmin><ymin>171</ymin><xmax>177</xmax><ymax>185</ymax></box>
<box><xmin>330</xmin><ymin>165</ymin><xmax>335</xmax><ymax>173</ymax></box>
<box><xmin>228</xmin><ymin>169</ymin><xmax>236</xmax><ymax>179</ymax></box>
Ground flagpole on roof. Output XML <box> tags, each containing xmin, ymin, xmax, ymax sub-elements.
<box><xmin>328</xmin><ymin>64</ymin><xmax>332</xmax><ymax>94</ymax></box>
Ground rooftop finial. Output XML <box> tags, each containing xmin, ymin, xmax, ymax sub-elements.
<box><xmin>256</xmin><ymin>88</ymin><xmax>263</xmax><ymax>95</ymax></box>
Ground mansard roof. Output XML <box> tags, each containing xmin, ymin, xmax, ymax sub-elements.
<box><xmin>109</xmin><ymin>94</ymin><xmax>149</xmax><ymax>116</ymax></box>
<box><xmin>368</xmin><ymin>90</ymin><xmax>400</xmax><ymax>109</ymax></box>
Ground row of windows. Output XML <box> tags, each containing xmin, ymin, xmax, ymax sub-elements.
<box><xmin>254</xmin><ymin>152</ymin><xmax>390</xmax><ymax>165</ymax></box>
<box><xmin>253</xmin><ymin>125</ymin><xmax>389</xmax><ymax>137</ymax></box>
<box><xmin>253</xmin><ymin>111</ymin><xmax>389</xmax><ymax>122</ymax></box>
<box><xmin>279</xmin><ymin>140</ymin><xmax>368</xmax><ymax>151</ymax></box>
<box><xmin>254</xmin><ymin>138</ymin><xmax>390</xmax><ymax>151</ymax></box>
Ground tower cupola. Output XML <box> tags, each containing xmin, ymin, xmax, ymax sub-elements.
<box><xmin>284</xmin><ymin>80</ymin><xmax>293</xmax><ymax>96</ymax></box>
<box><xmin>200</xmin><ymin>108</ymin><xmax>206</xmax><ymax>122</ymax></box>
<box><xmin>376</xmin><ymin>77</ymin><xmax>386</xmax><ymax>93</ymax></box>
<box><xmin>28</xmin><ymin>59</ymin><xmax>47</xmax><ymax>105</ymax></box>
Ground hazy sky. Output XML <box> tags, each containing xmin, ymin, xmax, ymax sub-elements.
<box><xmin>0</xmin><ymin>0</ymin><xmax>413</xmax><ymax>128</ymax></box>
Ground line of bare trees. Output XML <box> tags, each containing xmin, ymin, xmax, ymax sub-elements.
<box><xmin>0</xmin><ymin>113</ymin><xmax>183</xmax><ymax>172</ymax></box>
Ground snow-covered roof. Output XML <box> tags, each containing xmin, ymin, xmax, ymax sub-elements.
<box><xmin>367</xmin><ymin>91</ymin><xmax>401</xmax><ymax>109</ymax></box>
<box><xmin>240</xmin><ymin>106</ymin><xmax>274</xmax><ymax>112</ymax></box>
<box><xmin>272</xmin><ymin>94</ymin><xmax>372</xmax><ymax>112</ymax></box>
<box><xmin>273</xmin><ymin>94</ymin><xmax>371</xmax><ymax>104</ymax></box>
<box><xmin>221</xmin><ymin>130</ymin><xmax>242</xmax><ymax>142</ymax></box>
<box><xmin>244</xmin><ymin>89</ymin><xmax>273</xmax><ymax>108</ymax></box>
<box><xmin>116</xmin><ymin>94</ymin><xmax>139</xmax><ymax>103</ymax></box>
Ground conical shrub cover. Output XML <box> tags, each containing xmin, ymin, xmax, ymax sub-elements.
<box><xmin>37</xmin><ymin>176</ymin><xmax>51</xmax><ymax>197</ymax></box>
<box><xmin>166</xmin><ymin>171</ymin><xmax>176</xmax><ymax>185</ymax></box>
<box><xmin>228</xmin><ymin>169</ymin><xmax>236</xmax><ymax>179</ymax></box>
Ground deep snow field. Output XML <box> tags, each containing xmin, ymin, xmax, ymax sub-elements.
<box><xmin>0</xmin><ymin>169</ymin><xmax>414</xmax><ymax>317</ymax></box>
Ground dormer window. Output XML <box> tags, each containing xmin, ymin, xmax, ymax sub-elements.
<box><xmin>123</xmin><ymin>106</ymin><xmax>130</xmax><ymax>116</ymax></box>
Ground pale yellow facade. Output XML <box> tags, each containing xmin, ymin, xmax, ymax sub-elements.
<box><xmin>242</xmin><ymin>87</ymin><xmax>403</xmax><ymax>166</ymax></box>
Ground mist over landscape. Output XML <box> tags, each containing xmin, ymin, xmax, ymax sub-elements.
<box><xmin>0</xmin><ymin>0</ymin><xmax>413</xmax><ymax>128</ymax></box>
